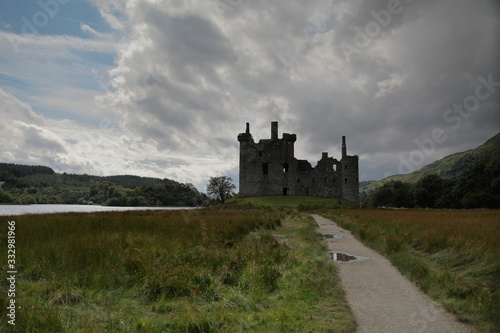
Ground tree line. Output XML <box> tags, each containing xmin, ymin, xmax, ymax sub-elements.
<box><xmin>0</xmin><ymin>163</ymin><xmax>208</xmax><ymax>207</ymax></box>
<box><xmin>0</xmin><ymin>163</ymin><xmax>54</xmax><ymax>178</ymax></box>
<box><xmin>364</xmin><ymin>156</ymin><xmax>500</xmax><ymax>209</ymax></box>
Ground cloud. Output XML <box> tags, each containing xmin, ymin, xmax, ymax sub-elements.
<box><xmin>0</xmin><ymin>89</ymin><xmax>66</xmax><ymax>166</ymax></box>
<box><xmin>2</xmin><ymin>0</ymin><xmax>499</xmax><ymax>190</ymax></box>
<box><xmin>0</xmin><ymin>29</ymin><xmax>117</xmax><ymax>125</ymax></box>
<box><xmin>0</xmin><ymin>30</ymin><xmax>115</xmax><ymax>55</ymax></box>
<box><xmin>0</xmin><ymin>88</ymin><xmax>45</xmax><ymax>125</ymax></box>
<box><xmin>0</xmin><ymin>88</ymin><xmax>232</xmax><ymax>189</ymax></box>
<box><xmin>80</xmin><ymin>23</ymin><xmax>105</xmax><ymax>37</ymax></box>
<box><xmin>375</xmin><ymin>73</ymin><xmax>402</xmax><ymax>98</ymax></box>
<box><xmin>92</xmin><ymin>0</ymin><xmax>499</xmax><ymax>182</ymax></box>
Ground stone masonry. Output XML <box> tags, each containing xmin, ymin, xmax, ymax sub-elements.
<box><xmin>238</xmin><ymin>121</ymin><xmax>359</xmax><ymax>204</ymax></box>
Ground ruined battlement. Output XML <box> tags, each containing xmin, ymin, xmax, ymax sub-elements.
<box><xmin>238</xmin><ymin>122</ymin><xmax>359</xmax><ymax>204</ymax></box>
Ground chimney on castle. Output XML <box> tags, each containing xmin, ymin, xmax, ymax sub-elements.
<box><xmin>342</xmin><ymin>136</ymin><xmax>347</xmax><ymax>158</ymax></box>
<box><xmin>245</xmin><ymin>122</ymin><xmax>250</xmax><ymax>134</ymax></box>
<box><xmin>271</xmin><ymin>121</ymin><xmax>278</xmax><ymax>139</ymax></box>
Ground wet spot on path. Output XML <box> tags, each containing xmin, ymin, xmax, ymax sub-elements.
<box><xmin>330</xmin><ymin>251</ymin><xmax>371</xmax><ymax>263</ymax></box>
<box><xmin>324</xmin><ymin>233</ymin><xmax>348</xmax><ymax>239</ymax></box>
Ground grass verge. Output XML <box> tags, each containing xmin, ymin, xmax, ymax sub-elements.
<box><xmin>226</xmin><ymin>196</ymin><xmax>358</xmax><ymax>210</ymax></box>
<box><xmin>320</xmin><ymin>209</ymin><xmax>500</xmax><ymax>333</ymax></box>
<box><xmin>0</xmin><ymin>208</ymin><xmax>354</xmax><ymax>332</ymax></box>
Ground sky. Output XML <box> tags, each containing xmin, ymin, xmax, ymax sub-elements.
<box><xmin>0</xmin><ymin>0</ymin><xmax>499</xmax><ymax>192</ymax></box>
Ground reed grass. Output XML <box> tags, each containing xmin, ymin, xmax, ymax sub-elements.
<box><xmin>0</xmin><ymin>208</ymin><xmax>354</xmax><ymax>332</ymax></box>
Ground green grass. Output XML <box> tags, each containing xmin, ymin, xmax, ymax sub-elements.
<box><xmin>320</xmin><ymin>209</ymin><xmax>500</xmax><ymax>332</ymax></box>
<box><xmin>226</xmin><ymin>196</ymin><xmax>358</xmax><ymax>210</ymax></box>
<box><xmin>0</xmin><ymin>208</ymin><xmax>354</xmax><ymax>332</ymax></box>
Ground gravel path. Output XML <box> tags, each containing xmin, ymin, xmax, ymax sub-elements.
<box><xmin>311</xmin><ymin>214</ymin><xmax>473</xmax><ymax>333</ymax></box>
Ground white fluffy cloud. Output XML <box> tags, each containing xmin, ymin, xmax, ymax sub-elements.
<box><xmin>0</xmin><ymin>89</ymin><xmax>231</xmax><ymax>188</ymax></box>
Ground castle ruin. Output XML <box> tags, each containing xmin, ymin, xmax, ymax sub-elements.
<box><xmin>238</xmin><ymin>121</ymin><xmax>359</xmax><ymax>204</ymax></box>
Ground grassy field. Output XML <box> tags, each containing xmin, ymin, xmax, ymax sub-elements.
<box><xmin>226</xmin><ymin>195</ymin><xmax>358</xmax><ymax>210</ymax></box>
<box><xmin>2</xmin><ymin>197</ymin><xmax>496</xmax><ymax>332</ymax></box>
<box><xmin>0</xmin><ymin>207</ymin><xmax>354</xmax><ymax>332</ymax></box>
<box><xmin>320</xmin><ymin>209</ymin><xmax>500</xmax><ymax>332</ymax></box>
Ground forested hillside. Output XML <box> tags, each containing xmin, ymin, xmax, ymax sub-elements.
<box><xmin>360</xmin><ymin>133</ymin><xmax>500</xmax><ymax>198</ymax></box>
<box><xmin>364</xmin><ymin>155</ymin><xmax>500</xmax><ymax>209</ymax></box>
<box><xmin>0</xmin><ymin>163</ymin><xmax>207</xmax><ymax>206</ymax></box>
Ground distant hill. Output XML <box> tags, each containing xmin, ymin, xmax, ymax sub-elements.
<box><xmin>0</xmin><ymin>163</ymin><xmax>170</xmax><ymax>188</ymax></box>
<box><xmin>360</xmin><ymin>133</ymin><xmax>500</xmax><ymax>198</ymax></box>
<box><xmin>0</xmin><ymin>163</ymin><xmax>207</xmax><ymax>206</ymax></box>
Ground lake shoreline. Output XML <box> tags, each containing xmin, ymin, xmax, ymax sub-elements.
<box><xmin>0</xmin><ymin>204</ymin><xmax>195</xmax><ymax>216</ymax></box>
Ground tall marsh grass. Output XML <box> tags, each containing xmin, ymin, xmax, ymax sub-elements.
<box><xmin>0</xmin><ymin>208</ymin><xmax>354</xmax><ymax>332</ymax></box>
<box><xmin>322</xmin><ymin>209</ymin><xmax>500</xmax><ymax>332</ymax></box>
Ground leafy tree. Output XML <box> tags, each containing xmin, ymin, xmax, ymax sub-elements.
<box><xmin>368</xmin><ymin>181</ymin><xmax>414</xmax><ymax>208</ymax></box>
<box><xmin>454</xmin><ymin>156</ymin><xmax>500</xmax><ymax>208</ymax></box>
<box><xmin>371</xmin><ymin>183</ymin><xmax>393</xmax><ymax>207</ymax></box>
<box><xmin>392</xmin><ymin>181</ymin><xmax>414</xmax><ymax>208</ymax></box>
<box><xmin>413</xmin><ymin>174</ymin><xmax>448</xmax><ymax>208</ymax></box>
<box><xmin>0</xmin><ymin>190</ymin><xmax>13</xmax><ymax>203</ymax></box>
<box><xmin>436</xmin><ymin>183</ymin><xmax>462</xmax><ymax>208</ymax></box>
<box><xmin>206</xmin><ymin>176</ymin><xmax>236</xmax><ymax>204</ymax></box>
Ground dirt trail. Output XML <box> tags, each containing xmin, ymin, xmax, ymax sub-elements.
<box><xmin>311</xmin><ymin>214</ymin><xmax>473</xmax><ymax>333</ymax></box>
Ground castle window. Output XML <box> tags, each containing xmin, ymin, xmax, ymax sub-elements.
<box><xmin>282</xmin><ymin>188</ymin><xmax>288</xmax><ymax>196</ymax></box>
<box><xmin>312</xmin><ymin>178</ymin><xmax>315</xmax><ymax>183</ymax></box>
<box><xmin>297</xmin><ymin>178</ymin><xmax>300</xmax><ymax>183</ymax></box>
<box><xmin>345</xmin><ymin>165</ymin><xmax>348</xmax><ymax>170</ymax></box>
<box><xmin>332</xmin><ymin>165</ymin><xmax>337</xmax><ymax>171</ymax></box>
<box><xmin>345</xmin><ymin>178</ymin><xmax>348</xmax><ymax>184</ymax></box>
<box><xmin>262</xmin><ymin>163</ymin><xmax>269</xmax><ymax>175</ymax></box>
<box><xmin>283</xmin><ymin>163</ymin><xmax>289</xmax><ymax>173</ymax></box>
<box><xmin>259</xmin><ymin>151</ymin><xmax>262</xmax><ymax>157</ymax></box>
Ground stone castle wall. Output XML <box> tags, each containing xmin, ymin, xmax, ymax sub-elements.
<box><xmin>238</xmin><ymin>122</ymin><xmax>359</xmax><ymax>204</ymax></box>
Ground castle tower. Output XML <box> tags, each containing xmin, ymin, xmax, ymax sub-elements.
<box><xmin>340</xmin><ymin>136</ymin><xmax>359</xmax><ymax>204</ymax></box>
<box><xmin>271</xmin><ymin>121</ymin><xmax>278</xmax><ymax>139</ymax></box>
<box><xmin>342</xmin><ymin>136</ymin><xmax>347</xmax><ymax>158</ymax></box>
<box><xmin>237</xmin><ymin>122</ymin><xmax>255</xmax><ymax>197</ymax></box>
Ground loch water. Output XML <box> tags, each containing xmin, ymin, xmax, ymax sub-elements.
<box><xmin>0</xmin><ymin>204</ymin><xmax>192</xmax><ymax>216</ymax></box>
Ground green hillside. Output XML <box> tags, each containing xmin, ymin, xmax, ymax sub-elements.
<box><xmin>361</xmin><ymin>133</ymin><xmax>500</xmax><ymax>197</ymax></box>
<box><xmin>0</xmin><ymin>163</ymin><xmax>207</xmax><ymax>206</ymax></box>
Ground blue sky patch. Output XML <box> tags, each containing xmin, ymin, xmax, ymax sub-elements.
<box><xmin>0</xmin><ymin>0</ymin><xmax>111</xmax><ymax>38</ymax></box>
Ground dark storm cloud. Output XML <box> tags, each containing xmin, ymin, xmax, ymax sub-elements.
<box><xmin>100</xmin><ymin>0</ymin><xmax>499</xmax><ymax>183</ymax></box>
<box><xmin>290</xmin><ymin>0</ymin><xmax>500</xmax><ymax>178</ymax></box>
